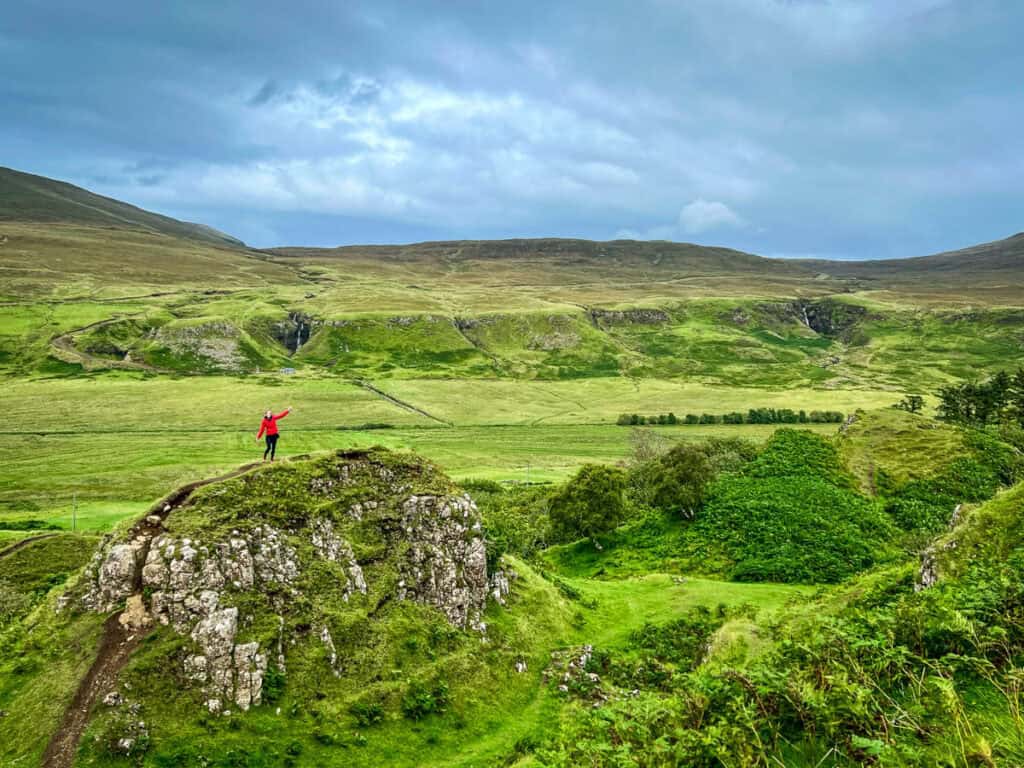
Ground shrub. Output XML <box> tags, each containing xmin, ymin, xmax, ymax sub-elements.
<box><xmin>0</xmin><ymin>519</ymin><xmax>60</xmax><ymax>531</ymax></box>
<box><xmin>349</xmin><ymin>700</ymin><xmax>384</xmax><ymax>728</ymax></box>
<box><xmin>549</xmin><ymin>465</ymin><xmax>627</xmax><ymax>543</ymax></box>
<box><xmin>650</xmin><ymin>444</ymin><xmax>711</xmax><ymax>518</ymax></box>
<box><xmin>746</xmin><ymin>428</ymin><xmax>855</xmax><ymax>487</ymax></box>
<box><xmin>688</xmin><ymin>430</ymin><xmax>895</xmax><ymax>583</ymax></box>
<box><xmin>628</xmin><ymin>605</ymin><xmax>725</xmax><ymax>670</ymax></box>
<box><xmin>699</xmin><ymin>476</ymin><xmax>892</xmax><ymax>582</ymax></box>
<box><xmin>473</xmin><ymin>483</ymin><xmax>552</xmax><ymax>568</ymax></box>
<box><xmin>628</xmin><ymin>436</ymin><xmax>756</xmax><ymax>511</ymax></box>
<box><xmin>261</xmin><ymin>663</ymin><xmax>286</xmax><ymax>705</ymax></box>
<box><xmin>0</xmin><ymin>581</ymin><xmax>31</xmax><ymax>626</ymax></box>
<box><xmin>616</xmin><ymin>409</ymin><xmax>845</xmax><ymax>425</ymax></box>
<box><xmin>401</xmin><ymin>678</ymin><xmax>449</xmax><ymax>720</ymax></box>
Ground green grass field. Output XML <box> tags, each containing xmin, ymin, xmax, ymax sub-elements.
<box><xmin>0</xmin><ymin>421</ymin><xmax>838</xmax><ymax>530</ymax></box>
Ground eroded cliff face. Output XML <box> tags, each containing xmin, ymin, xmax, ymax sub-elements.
<box><xmin>73</xmin><ymin>450</ymin><xmax>499</xmax><ymax>714</ymax></box>
<box><xmin>397</xmin><ymin>494</ymin><xmax>488</xmax><ymax>631</ymax></box>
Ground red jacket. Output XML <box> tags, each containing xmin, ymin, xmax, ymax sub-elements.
<box><xmin>257</xmin><ymin>410</ymin><xmax>289</xmax><ymax>438</ymax></box>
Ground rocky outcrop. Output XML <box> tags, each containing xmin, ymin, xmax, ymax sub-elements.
<box><xmin>311</xmin><ymin>517</ymin><xmax>367</xmax><ymax>601</ymax></box>
<box><xmin>183</xmin><ymin>607</ymin><xmax>267</xmax><ymax>713</ymax></box>
<box><xmin>915</xmin><ymin>504</ymin><xmax>963</xmax><ymax>592</ymax></box>
<box><xmin>589</xmin><ymin>308</ymin><xmax>670</xmax><ymax>328</ymax></box>
<box><xmin>792</xmin><ymin>299</ymin><xmax>867</xmax><ymax>339</ymax></box>
<box><xmin>489</xmin><ymin>568</ymin><xmax>517</xmax><ymax>607</ymax></box>
<box><xmin>81</xmin><ymin>537</ymin><xmax>148</xmax><ymax>613</ymax></box>
<box><xmin>73</xmin><ymin>450</ymin><xmax>506</xmax><ymax>717</ymax></box>
<box><xmin>79</xmin><ymin>525</ymin><xmax>298</xmax><ymax>711</ymax></box>
<box><xmin>142</xmin><ymin>526</ymin><xmax>298</xmax><ymax>632</ymax></box>
<box><xmin>151</xmin><ymin>321</ymin><xmax>246</xmax><ymax>370</ymax></box>
<box><xmin>269</xmin><ymin>312</ymin><xmax>315</xmax><ymax>355</ymax></box>
<box><xmin>397</xmin><ymin>494</ymin><xmax>488</xmax><ymax>631</ymax></box>
<box><xmin>527</xmin><ymin>331</ymin><xmax>581</xmax><ymax>351</ymax></box>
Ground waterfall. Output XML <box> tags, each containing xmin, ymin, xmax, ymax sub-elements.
<box><xmin>799</xmin><ymin>303</ymin><xmax>812</xmax><ymax>330</ymax></box>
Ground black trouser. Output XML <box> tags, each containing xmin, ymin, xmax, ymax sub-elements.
<box><xmin>264</xmin><ymin>433</ymin><xmax>279</xmax><ymax>460</ymax></box>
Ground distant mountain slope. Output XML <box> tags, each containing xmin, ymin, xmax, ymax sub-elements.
<box><xmin>271</xmin><ymin>237</ymin><xmax>816</xmax><ymax>275</ymax></box>
<box><xmin>268</xmin><ymin>238</ymin><xmax>841</xmax><ymax>307</ymax></box>
<box><xmin>801</xmin><ymin>232</ymin><xmax>1024</xmax><ymax>280</ymax></box>
<box><xmin>0</xmin><ymin>167</ymin><xmax>244</xmax><ymax>247</ymax></box>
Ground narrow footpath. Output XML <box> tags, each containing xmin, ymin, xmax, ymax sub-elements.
<box><xmin>41</xmin><ymin>462</ymin><xmax>262</xmax><ymax>768</ymax></box>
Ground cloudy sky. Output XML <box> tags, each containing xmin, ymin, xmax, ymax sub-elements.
<box><xmin>2</xmin><ymin>1</ymin><xmax>1021</xmax><ymax>257</ymax></box>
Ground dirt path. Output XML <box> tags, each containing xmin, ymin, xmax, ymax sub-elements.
<box><xmin>0</xmin><ymin>532</ymin><xmax>59</xmax><ymax>560</ymax></box>
<box><xmin>41</xmin><ymin>462</ymin><xmax>262</xmax><ymax>768</ymax></box>
<box><xmin>353</xmin><ymin>379</ymin><xmax>453</xmax><ymax>426</ymax></box>
<box><xmin>50</xmin><ymin>314</ymin><xmax>166</xmax><ymax>373</ymax></box>
<box><xmin>41</xmin><ymin>614</ymin><xmax>140</xmax><ymax>768</ymax></box>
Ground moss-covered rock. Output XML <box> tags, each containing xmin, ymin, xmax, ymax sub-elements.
<box><xmin>72</xmin><ymin>449</ymin><xmax>494</xmax><ymax>715</ymax></box>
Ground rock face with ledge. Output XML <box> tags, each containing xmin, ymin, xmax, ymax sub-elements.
<box><xmin>397</xmin><ymin>494</ymin><xmax>488</xmax><ymax>630</ymax></box>
<box><xmin>71</xmin><ymin>449</ymin><xmax>499</xmax><ymax>712</ymax></box>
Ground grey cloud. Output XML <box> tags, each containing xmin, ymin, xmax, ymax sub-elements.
<box><xmin>0</xmin><ymin>0</ymin><xmax>1020</xmax><ymax>256</ymax></box>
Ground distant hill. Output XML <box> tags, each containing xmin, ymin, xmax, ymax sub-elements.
<box><xmin>270</xmin><ymin>237</ymin><xmax>816</xmax><ymax>276</ymax></box>
<box><xmin>799</xmin><ymin>232</ymin><xmax>1024</xmax><ymax>285</ymax></box>
<box><xmin>0</xmin><ymin>166</ymin><xmax>244</xmax><ymax>248</ymax></box>
<box><xmin>1</xmin><ymin>165</ymin><xmax>1020</xmax><ymax>305</ymax></box>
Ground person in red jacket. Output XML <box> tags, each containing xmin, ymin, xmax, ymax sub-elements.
<box><xmin>256</xmin><ymin>406</ymin><xmax>292</xmax><ymax>461</ymax></box>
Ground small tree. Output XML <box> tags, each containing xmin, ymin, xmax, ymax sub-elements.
<box><xmin>548</xmin><ymin>465</ymin><xmax>627</xmax><ymax>543</ymax></box>
<box><xmin>651</xmin><ymin>445</ymin><xmax>712</xmax><ymax>519</ymax></box>
<box><xmin>629</xmin><ymin>428</ymin><xmax>671</xmax><ymax>465</ymax></box>
<box><xmin>896</xmin><ymin>395</ymin><xmax>924</xmax><ymax>414</ymax></box>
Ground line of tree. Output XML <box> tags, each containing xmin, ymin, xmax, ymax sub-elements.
<box><xmin>937</xmin><ymin>367</ymin><xmax>1024</xmax><ymax>426</ymax></box>
<box><xmin>616</xmin><ymin>409</ymin><xmax>845</xmax><ymax>426</ymax></box>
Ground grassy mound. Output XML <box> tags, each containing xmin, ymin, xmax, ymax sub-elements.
<box><xmin>839</xmin><ymin>409</ymin><xmax>1022</xmax><ymax>536</ymax></box>
<box><xmin>0</xmin><ymin>450</ymin><xmax>584</xmax><ymax>767</ymax></box>
<box><xmin>687</xmin><ymin>429</ymin><xmax>897</xmax><ymax>583</ymax></box>
<box><xmin>0</xmin><ymin>533</ymin><xmax>97</xmax><ymax>627</ymax></box>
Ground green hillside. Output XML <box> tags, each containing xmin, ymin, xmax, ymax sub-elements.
<box><xmin>2</xmin><ymin>412</ymin><xmax>1021</xmax><ymax>766</ymax></box>
<box><xmin>0</xmin><ymin>167</ymin><xmax>244</xmax><ymax>247</ymax></box>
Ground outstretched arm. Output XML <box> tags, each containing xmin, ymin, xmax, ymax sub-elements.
<box><xmin>275</xmin><ymin>407</ymin><xmax>292</xmax><ymax>420</ymax></box>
